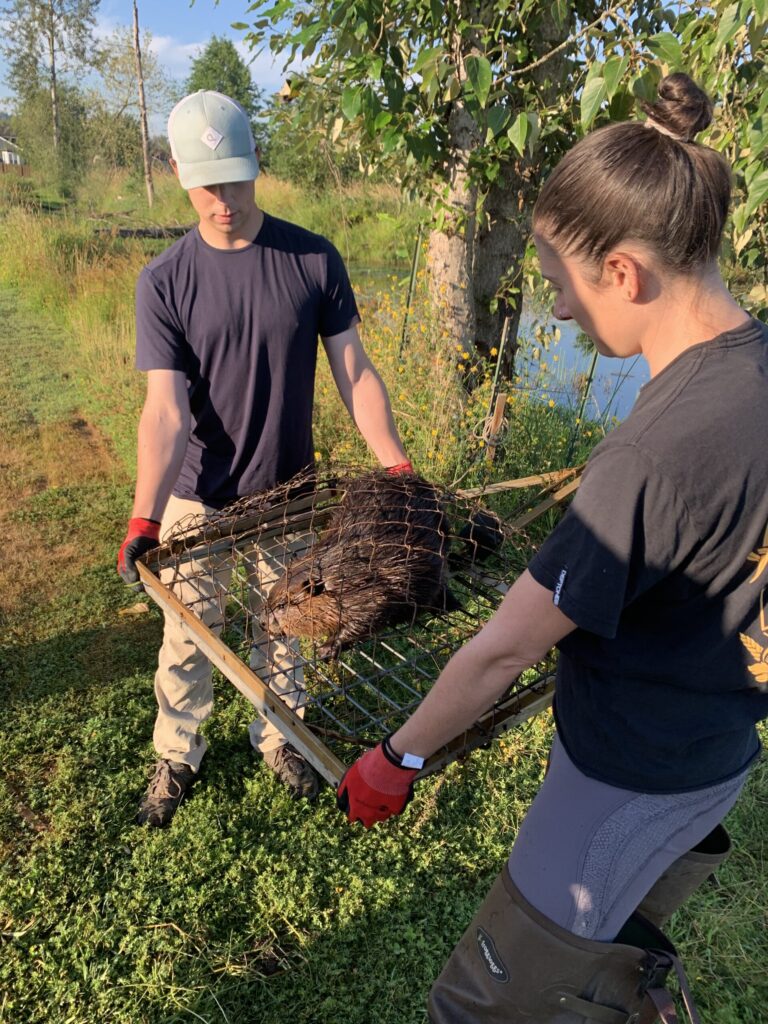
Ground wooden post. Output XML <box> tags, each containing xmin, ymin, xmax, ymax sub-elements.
<box><xmin>485</xmin><ymin>392</ymin><xmax>507</xmax><ymax>463</ymax></box>
<box><xmin>398</xmin><ymin>220</ymin><xmax>423</xmax><ymax>358</ymax></box>
<box><xmin>133</xmin><ymin>0</ymin><xmax>154</xmax><ymax>209</ymax></box>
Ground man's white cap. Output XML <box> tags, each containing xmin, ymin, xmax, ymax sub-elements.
<box><xmin>167</xmin><ymin>90</ymin><xmax>259</xmax><ymax>189</ymax></box>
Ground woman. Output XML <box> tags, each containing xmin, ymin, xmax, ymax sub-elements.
<box><xmin>337</xmin><ymin>73</ymin><xmax>768</xmax><ymax>1022</ymax></box>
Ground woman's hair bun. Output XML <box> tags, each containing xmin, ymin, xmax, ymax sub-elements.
<box><xmin>640</xmin><ymin>73</ymin><xmax>714</xmax><ymax>143</ymax></box>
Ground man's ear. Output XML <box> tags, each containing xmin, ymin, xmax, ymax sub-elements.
<box><xmin>169</xmin><ymin>158</ymin><xmax>179</xmax><ymax>180</ymax></box>
<box><xmin>603</xmin><ymin>251</ymin><xmax>642</xmax><ymax>302</ymax></box>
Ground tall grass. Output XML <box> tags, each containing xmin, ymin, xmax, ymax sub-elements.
<box><xmin>68</xmin><ymin>166</ymin><xmax>423</xmax><ymax>269</ymax></box>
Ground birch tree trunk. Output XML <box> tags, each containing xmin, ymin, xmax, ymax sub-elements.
<box><xmin>473</xmin><ymin>181</ymin><xmax>527</xmax><ymax>367</ymax></box>
<box><xmin>133</xmin><ymin>0</ymin><xmax>154</xmax><ymax>208</ymax></box>
<box><xmin>426</xmin><ymin>102</ymin><xmax>481</xmax><ymax>354</ymax></box>
<box><xmin>46</xmin><ymin>3</ymin><xmax>59</xmax><ymax>152</ymax></box>
<box><xmin>471</xmin><ymin>10</ymin><xmax>574</xmax><ymax>372</ymax></box>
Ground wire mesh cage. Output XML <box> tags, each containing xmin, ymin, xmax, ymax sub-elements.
<box><xmin>138</xmin><ymin>465</ymin><xmax>582</xmax><ymax>786</ymax></box>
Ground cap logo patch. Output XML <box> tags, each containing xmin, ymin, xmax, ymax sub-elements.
<box><xmin>201</xmin><ymin>126</ymin><xmax>224</xmax><ymax>150</ymax></box>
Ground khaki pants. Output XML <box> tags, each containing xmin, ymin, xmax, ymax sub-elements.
<box><xmin>152</xmin><ymin>494</ymin><xmax>308</xmax><ymax>771</ymax></box>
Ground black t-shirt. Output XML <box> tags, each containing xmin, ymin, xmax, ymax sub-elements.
<box><xmin>135</xmin><ymin>214</ymin><xmax>360</xmax><ymax>507</ymax></box>
<box><xmin>528</xmin><ymin>318</ymin><xmax>768</xmax><ymax>792</ymax></box>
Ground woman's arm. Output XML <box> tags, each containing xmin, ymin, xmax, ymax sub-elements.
<box><xmin>390</xmin><ymin>570</ymin><xmax>577</xmax><ymax>759</ymax></box>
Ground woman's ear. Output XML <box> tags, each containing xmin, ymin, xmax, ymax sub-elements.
<box><xmin>603</xmin><ymin>251</ymin><xmax>643</xmax><ymax>302</ymax></box>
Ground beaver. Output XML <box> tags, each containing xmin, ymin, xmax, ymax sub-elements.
<box><xmin>263</xmin><ymin>470</ymin><xmax>452</xmax><ymax>656</ymax></box>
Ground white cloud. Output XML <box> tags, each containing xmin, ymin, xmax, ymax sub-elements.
<box><xmin>148</xmin><ymin>34</ymin><xmax>210</xmax><ymax>76</ymax></box>
<box><xmin>93</xmin><ymin>12</ymin><xmax>121</xmax><ymax>40</ymax></box>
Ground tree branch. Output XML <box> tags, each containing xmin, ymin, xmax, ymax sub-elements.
<box><xmin>492</xmin><ymin>1</ymin><xmax>628</xmax><ymax>87</ymax></box>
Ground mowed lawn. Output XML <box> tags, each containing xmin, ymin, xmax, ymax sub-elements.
<box><xmin>1</xmin><ymin>287</ymin><xmax>766</xmax><ymax>1024</ymax></box>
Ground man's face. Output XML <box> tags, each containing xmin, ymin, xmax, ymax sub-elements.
<box><xmin>185</xmin><ymin>178</ymin><xmax>258</xmax><ymax>239</ymax></box>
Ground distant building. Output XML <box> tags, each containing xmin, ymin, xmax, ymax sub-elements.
<box><xmin>0</xmin><ymin>134</ymin><xmax>22</xmax><ymax>166</ymax></box>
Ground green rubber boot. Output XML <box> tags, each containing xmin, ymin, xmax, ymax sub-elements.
<box><xmin>428</xmin><ymin>867</ymin><xmax>698</xmax><ymax>1024</ymax></box>
<box><xmin>636</xmin><ymin>825</ymin><xmax>731</xmax><ymax>929</ymax></box>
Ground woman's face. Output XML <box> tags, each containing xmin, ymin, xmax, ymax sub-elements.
<box><xmin>533</xmin><ymin>233</ymin><xmax>642</xmax><ymax>359</ymax></box>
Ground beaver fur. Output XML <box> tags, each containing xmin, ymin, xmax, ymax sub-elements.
<box><xmin>264</xmin><ymin>470</ymin><xmax>451</xmax><ymax>656</ymax></box>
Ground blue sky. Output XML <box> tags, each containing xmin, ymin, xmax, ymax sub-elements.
<box><xmin>0</xmin><ymin>0</ymin><xmax>293</xmax><ymax>127</ymax></box>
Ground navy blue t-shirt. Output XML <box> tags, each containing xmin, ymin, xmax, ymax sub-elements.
<box><xmin>528</xmin><ymin>318</ymin><xmax>768</xmax><ymax>792</ymax></box>
<box><xmin>135</xmin><ymin>214</ymin><xmax>360</xmax><ymax>507</ymax></box>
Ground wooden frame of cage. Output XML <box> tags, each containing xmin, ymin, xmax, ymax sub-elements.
<box><xmin>137</xmin><ymin>466</ymin><xmax>583</xmax><ymax>788</ymax></box>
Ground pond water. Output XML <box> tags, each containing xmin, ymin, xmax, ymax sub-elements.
<box><xmin>519</xmin><ymin>315</ymin><xmax>650</xmax><ymax>424</ymax></box>
<box><xmin>348</xmin><ymin>265</ymin><xmax>650</xmax><ymax>426</ymax></box>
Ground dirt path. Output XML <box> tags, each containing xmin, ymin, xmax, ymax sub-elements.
<box><xmin>0</xmin><ymin>287</ymin><xmax>128</xmax><ymax>630</ymax></box>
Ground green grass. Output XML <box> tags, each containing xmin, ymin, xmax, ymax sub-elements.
<box><xmin>1</xmin><ymin>190</ymin><xmax>766</xmax><ymax>1022</ymax></box>
<box><xmin>61</xmin><ymin>166</ymin><xmax>423</xmax><ymax>272</ymax></box>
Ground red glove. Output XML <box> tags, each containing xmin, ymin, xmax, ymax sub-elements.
<box><xmin>117</xmin><ymin>517</ymin><xmax>161</xmax><ymax>587</ymax></box>
<box><xmin>386</xmin><ymin>460</ymin><xmax>414</xmax><ymax>476</ymax></box>
<box><xmin>337</xmin><ymin>738</ymin><xmax>419</xmax><ymax>828</ymax></box>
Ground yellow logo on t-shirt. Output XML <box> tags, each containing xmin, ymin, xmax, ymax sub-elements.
<box><xmin>741</xmin><ymin>524</ymin><xmax>768</xmax><ymax>690</ymax></box>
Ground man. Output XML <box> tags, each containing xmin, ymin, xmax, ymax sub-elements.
<box><xmin>117</xmin><ymin>90</ymin><xmax>411</xmax><ymax>827</ymax></box>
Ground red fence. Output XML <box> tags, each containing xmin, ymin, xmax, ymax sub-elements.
<box><xmin>0</xmin><ymin>163</ymin><xmax>30</xmax><ymax>176</ymax></box>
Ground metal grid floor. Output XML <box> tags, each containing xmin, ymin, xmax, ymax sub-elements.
<box><xmin>139</xmin><ymin>467</ymin><xmax>576</xmax><ymax>784</ymax></box>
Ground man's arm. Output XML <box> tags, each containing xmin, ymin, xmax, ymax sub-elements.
<box><xmin>118</xmin><ymin>369</ymin><xmax>190</xmax><ymax>586</ymax></box>
<box><xmin>322</xmin><ymin>325</ymin><xmax>408</xmax><ymax>468</ymax></box>
<box><xmin>131</xmin><ymin>369</ymin><xmax>191</xmax><ymax>521</ymax></box>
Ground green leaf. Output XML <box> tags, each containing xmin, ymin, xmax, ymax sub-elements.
<box><xmin>486</xmin><ymin>106</ymin><xmax>511</xmax><ymax>141</ymax></box>
<box><xmin>581</xmin><ymin>76</ymin><xmax>608</xmax><ymax>131</ymax></box>
<box><xmin>745</xmin><ymin>168</ymin><xmax>768</xmax><ymax>220</ymax></box>
<box><xmin>552</xmin><ymin>0</ymin><xmax>569</xmax><ymax>27</ymax></box>
<box><xmin>413</xmin><ymin>45</ymin><xmax>443</xmax><ymax>74</ymax></box>
<box><xmin>609</xmin><ymin>88</ymin><xmax>635</xmax><ymax>121</ymax></box>
<box><xmin>748</xmin><ymin>120</ymin><xmax>768</xmax><ymax>157</ymax></box>
<box><xmin>748</xmin><ymin>19</ymin><xmax>767</xmax><ymax>55</ymax></box>
<box><xmin>384</xmin><ymin>73</ymin><xmax>405</xmax><ymax>113</ymax></box>
<box><xmin>230</xmin><ymin>21</ymin><xmax>250</xmax><ymax>30</ymax></box>
<box><xmin>526</xmin><ymin>112</ymin><xmax>540</xmax><ymax>154</ymax></box>
<box><xmin>465</xmin><ymin>55</ymin><xmax>492</xmax><ymax>108</ymax></box>
<box><xmin>714</xmin><ymin>2</ymin><xmax>742</xmax><ymax>49</ymax></box>
<box><xmin>646</xmin><ymin>31</ymin><xmax>683</xmax><ymax>66</ymax></box>
<box><xmin>374</xmin><ymin>110</ymin><xmax>392</xmax><ymax>130</ymax></box>
<box><xmin>585</xmin><ymin>59</ymin><xmax>604</xmax><ymax>84</ymax></box>
<box><xmin>507</xmin><ymin>112</ymin><xmax>529</xmax><ymax>156</ymax></box>
<box><xmin>341</xmin><ymin>86</ymin><xmax>362</xmax><ymax>120</ymax></box>
<box><xmin>381</xmin><ymin>127</ymin><xmax>401</xmax><ymax>155</ymax></box>
<box><xmin>731</xmin><ymin>202</ymin><xmax>748</xmax><ymax>235</ymax></box>
<box><xmin>631</xmin><ymin>65</ymin><xmax>662</xmax><ymax>103</ymax></box>
<box><xmin>603</xmin><ymin>56</ymin><xmax>629</xmax><ymax>99</ymax></box>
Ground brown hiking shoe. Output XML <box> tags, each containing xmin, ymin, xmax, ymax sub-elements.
<box><xmin>262</xmin><ymin>743</ymin><xmax>319</xmax><ymax>800</ymax></box>
<box><xmin>136</xmin><ymin>759</ymin><xmax>196</xmax><ymax>827</ymax></box>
